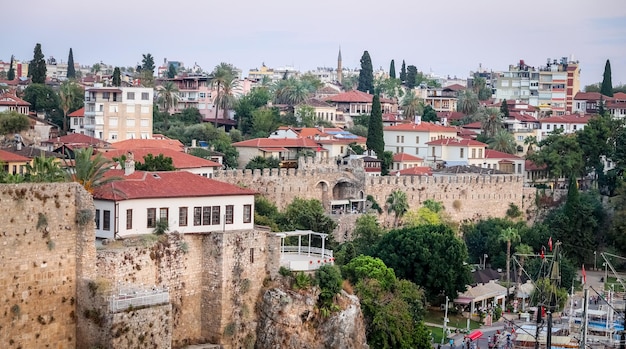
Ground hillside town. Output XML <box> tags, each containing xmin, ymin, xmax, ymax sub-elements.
<box><xmin>1</xmin><ymin>43</ymin><xmax>626</xmax><ymax>349</ymax></box>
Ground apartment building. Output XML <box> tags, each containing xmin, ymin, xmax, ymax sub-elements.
<box><xmin>84</xmin><ymin>84</ymin><xmax>153</xmax><ymax>142</ymax></box>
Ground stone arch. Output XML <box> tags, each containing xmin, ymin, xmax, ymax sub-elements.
<box><xmin>315</xmin><ymin>180</ymin><xmax>330</xmax><ymax>209</ymax></box>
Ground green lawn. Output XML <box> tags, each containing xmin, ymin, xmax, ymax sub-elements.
<box><xmin>424</xmin><ymin>309</ymin><xmax>481</xmax><ymax>332</ymax></box>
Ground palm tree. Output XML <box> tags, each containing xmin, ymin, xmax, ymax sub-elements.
<box><xmin>499</xmin><ymin>227</ymin><xmax>521</xmax><ymax>297</ymax></box>
<box><xmin>488</xmin><ymin>129</ymin><xmax>517</xmax><ymax>154</ymax></box>
<box><xmin>210</xmin><ymin>63</ymin><xmax>237</xmax><ymax>126</ymax></box>
<box><xmin>457</xmin><ymin>89</ymin><xmax>479</xmax><ymax>116</ymax></box>
<box><xmin>59</xmin><ymin>80</ymin><xmax>75</xmax><ymax>134</ymax></box>
<box><xmin>25</xmin><ymin>154</ymin><xmax>65</xmax><ymax>182</ymax></box>
<box><xmin>385</xmin><ymin>190</ymin><xmax>409</xmax><ymax>228</ymax></box>
<box><xmin>514</xmin><ymin>243</ymin><xmax>533</xmax><ymax>301</ymax></box>
<box><xmin>156</xmin><ymin>81</ymin><xmax>180</xmax><ymax>129</ymax></box>
<box><xmin>524</xmin><ymin>136</ymin><xmax>538</xmax><ymax>155</ymax></box>
<box><xmin>480</xmin><ymin>107</ymin><xmax>503</xmax><ymax>138</ymax></box>
<box><xmin>272</xmin><ymin>78</ymin><xmax>311</xmax><ymax>107</ymax></box>
<box><xmin>67</xmin><ymin>147</ymin><xmax>121</xmax><ymax>193</ymax></box>
<box><xmin>214</xmin><ymin>76</ymin><xmax>240</xmax><ymax>122</ymax></box>
<box><xmin>400</xmin><ymin>90</ymin><xmax>422</xmax><ymax>122</ymax></box>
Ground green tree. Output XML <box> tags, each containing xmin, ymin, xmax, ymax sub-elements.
<box><xmin>498</xmin><ymin>227</ymin><xmax>520</xmax><ymax>294</ymax></box>
<box><xmin>141</xmin><ymin>53</ymin><xmax>155</xmax><ymax>87</ymax></box>
<box><xmin>374</xmin><ymin>76</ymin><xmax>403</xmax><ymax>99</ymax></box>
<box><xmin>280</xmin><ymin>198</ymin><xmax>337</xmax><ymax>238</ymax></box>
<box><xmin>374</xmin><ymin>224</ymin><xmax>472</xmax><ymax>302</ymax></box>
<box><xmin>351</xmin><ymin>214</ymin><xmax>385</xmax><ymax>257</ymax></box>
<box><xmin>25</xmin><ymin>155</ymin><xmax>65</xmax><ymax>182</ymax></box>
<box><xmin>389</xmin><ymin>59</ymin><xmax>396</xmax><ymax>79</ymax></box>
<box><xmin>366</xmin><ymin>94</ymin><xmax>384</xmax><ymax>157</ymax></box>
<box><xmin>167</xmin><ymin>63</ymin><xmax>177</xmax><ymax>79</ymax></box>
<box><xmin>22</xmin><ymin>84</ymin><xmax>60</xmax><ymax>115</ymax></box>
<box><xmin>527</xmin><ymin>130</ymin><xmax>584</xmax><ymax>186</ymax></box>
<box><xmin>251</xmin><ymin>107</ymin><xmax>281</xmax><ymax>138</ymax></box>
<box><xmin>7</xmin><ymin>55</ymin><xmax>15</xmax><ymax>81</ymax></box>
<box><xmin>245</xmin><ymin>156</ymin><xmax>280</xmax><ymax>170</ymax></box>
<box><xmin>406</xmin><ymin>65</ymin><xmax>418</xmax><ymax>89</ymax></box>
<box><xmin>67</xmin><ymin>48</ymin><xmax>76</xmax><ymax>79</ymax></box>
<box><xmin>457</xmin><ymin>89</ymin><xmax>479</xmax><ymax>116</ymax></box>
<box><xmin>28</xmin><ymin>43</ymin><xmax>47</xmax><ymax>84</ymax></box>
<box><xmin>316</xmin><ymin>264</ymin><xmax>343</xmax><ymax>307</ymax></box>
<box><xmin>514</xmin><ymin>243</ymin><xmax>533</xmax><ymax>296</ymax></box>
<box><xmin>421</xmin><ymin>105</ymin><xmax>438</xmax><ymax>123</ymax></box>
<box><xmin>112</xmin><ymin>67</ymin><xmax>121</xmax><ymax>87</ymax></box>
<box><xmin>67</xmin><ymin>147</ymin><xmax>121</xmax><ymax>193</ymax></box>
<box><xmin>500</xmin><ymin>99</ymin><xmax>510</xmax><ymax>118</ymax></box>
<box><xmin>478</xmin><ymin>107</ymin><xmax>503</xmax><ymax>138</ymax></box>
<box><xmin>156</xmin><ymin>81</ymin><xmax>180</xmax><ymax>128</ymax></box>
<box><xmin>601</xmin><ymin>59</ymin><xmax>613</xmax><ymax>97</ymax></box>
<box><xmin>577</xmin><ymin>113</ymin><xmax>613</xmax><ymax>187</ymax></box>
<box><xmin>386</xmin><ymin>189</ymin><xmax>409</xmax><ymax>228</ymax></box>
<box><xmin>273</xmin><ymin>77</ymin><xmax>311</xmax><ymax>107</ymax></box>
<box><xmin>210</xmin><ymin>62</ymin><xmax>238</xmax><ymax>125</ymax></box>
<box><xmin>0</xmin><ymin>111</ymin><xmax>30</xmax><ymax>135</ymax></box>
<box><xmin>234</xmin><ymin>87</ymin><xmax>270</xmax><ymax>134</ymax></box>
<box><xmin>59</xmin><ymin>80</ymin><xmax>77</xmax><ymax>133</ymax></box>
<box><xmin>135</xmin><ymin>154</ymin><xmax>176</xmax><ymax>171</ymax></box>
<box><xmin>488</xmin><ymin>129</ymin><xmax>517</xmax><ymax>154</ymax></box>
<box><xmin>357</xmin><ymin>51</ymin><xmax>374</xmax><ymax>94</ymax></box>
<box><xmin>472</xmin><ymin>76</ymin><xmax>492</xmax><ymax>101</ymax></box>
<box><xmin>400</xmin><ymin>60</ymin><xmax>406</xmax><ymax>83</ymax></box>
<box><xmin>343</xmin><ymin>255</ymin><xmax>397</xmax><ymax>291</ymax></box>
<box><xmin>401</xmin><ymin>90</ymin><xmax>421</xmax><ymax>122</ymax></box>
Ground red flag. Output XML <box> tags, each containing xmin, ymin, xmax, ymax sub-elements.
<box><xmin>548</xmin><ymin>237</ymin><xmax>553</xmax><ymax>252</ymax></box>
<box><xmin>540</xmin><ymin>247</ymin><xmax>545</xmax><ymax>259</ymax></box>
<box><xmin>582</xmin><ymin>264</ymin><xmax>586</xmax><ymax>285</ymax></box>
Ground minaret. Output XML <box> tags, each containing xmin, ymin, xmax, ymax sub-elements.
<box><xmin>337</xmin><ymin>47</ymin><xmax>343</xmax><ymax>85</ymax></box>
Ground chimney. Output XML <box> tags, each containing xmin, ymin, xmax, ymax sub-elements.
<box><xmin>191</xmin><ymin>139</ymin><xmax>197</xmax><ymax>148</ymax></box>
<box><xmin>124</xmin><ymin>151</ymin><xmax>135</xmax><ymax>176</ymax></box>
<box><xmin>415</xmin><ymin>115</ymin><xmax>422</xmax><ymax>125</ymax></box>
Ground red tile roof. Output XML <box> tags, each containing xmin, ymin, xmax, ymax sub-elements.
<box><xmin>68</xmin><ymin>107</ymin><xmax>85</xmax><ymax>117</ymax></box>
<box><xmin>573</xmin><ymin>92</ymin><xmax>607</xmax><ymax>100</ymax></box>
<box><xmin>100</xmin><ymin>148</ymin><xmax>221</xmax><ymax>169</ymax></box>
<box><xmin>0</xmin><ymin>149</ymin><xmax>31</xmax><ymax>162</ymax></box>
<box><xmin>233</xmin><ymin>137</ymin><xmax>321</xmax><ymax>149</ymax></box>
<box><xmin>445</xmin><ymin>84</ymin><xmax>466</xmax><ymax>91</ymax></box>
<box><xmin>382</xmin><ymin>113</ymin><xmax>403</xmax><ymax>122</ymax></box>
<box><xmin>540</xmin><ymin>114</ymin><xmax>591</xmax><ymax>124</ymax></box>
<box><xmin>391</xmin><ymin>166</ymin><xmax>432</xmax><ymax>176</ymax></box>
<box><xmin>426</xmin><ymin>138</ymin><xmax>487</xmax><ymax>147</ymax></box>
<box><xmin>509</xmin><ymin>112</ymin><xmax>538</xmax><ymax>123</ymax></box>
<box><xmin>525</xmin><ymin>159</ymin><xmax>546</xmax><ymax>171</ymax></box>
<box><xmin>393</xmin><ymin>153</ymin><xmax>423</xmax><ymax>162</ymax></box>
<box><xmin>0</xmin><ymin>92</ymin><xmax>30</xmax><ymax>106</ymax></box>
<box><xmin>484</xmin><ymin>149</ymin><xmax>522</xmax><ymax>160</ymax></box>
<box><xmin>384</xmin><ymin>122</ymin><xmax>458</xmax><ymax>132</ymax></box>
<box><xmin>462</xmin><ymin>122</ymin><xmax>482</xmax><ymax>129</ymax></box>
<box><xmin>111</xmin><ymin>139</ymin><xmax>185</xmax><ymax>151</ymax></box>
<box><xmin>94</xmin><ymin>170</ymin><xmax>255</xmax><ymax>201</ymax></box>
<box><xmin>42</xmin><ymin>133</ymin><xmax>103</xmax><ymax>145</ymax></box>
<box><xmin>437</xmin><ymin>111</ymin><xmax>465</xmax><ymax>121</ymax></box>
<box><xmin>324</xmin><ymin>90</ymin><xmax>395</xmax><ymax>104</ymax></box>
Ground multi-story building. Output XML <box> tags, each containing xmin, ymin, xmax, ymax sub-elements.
<box><xmin>415</xmin><ymin>85</ymin><xmax>459</xmax><ymax>112</ymax></box>
<box><xmin>494</xmin><ymin>60</ymin><xmax>539</xmax><ymax>106</ymax></box>
<box><xmin>537</xmin><ymin>57</ymin><xmax>580</xmax><ymax>115</ymax></box>
<box><xmin>83</xmin><ymin>84</ymin><xmax>154</xmax><ymax>142</ymax></box>
<box><xmin>383</xmin><ymin>122</ymin><xmax>458</xmax><ymax>165</ymax></box>
<box><xmin>325</xmin><ymin>90</ymin><xmax>398</xmax><ymax>127</ymax></box>
<box><xmin>573</xmin><ymin>91</ymin><xmax>626</xmax><ymax>119</ymax></box>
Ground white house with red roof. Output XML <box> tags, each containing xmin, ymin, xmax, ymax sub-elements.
<box><xmin>324</xmin><ymin>90</ymin><xmax>398</xmax><ymax>126</ymax></box>
<box><xmin>92</xmin><ymin>168</ymin><xmax>256</xmax><ymax>239</ymax></box>
<box><xmin>539</xmin><ymin>114</ymin><xmax>590</xmax><ymax>140</ymax></box>
<box><xmin>392</xmin><ymin>152</ymin><xmax>424</xmax><ymax>171</ymax></box>
<box><xmin>0</xmin><ymin>91</ymin><xmax>30</xmax><ymax>115</ymax></box>
<box><xmin>484</xmin><ymin>149</ymin><xmax>525</xmax><ymax>175</ymax></box>
<box><xmin>0</xmin><ymin>149</ymin><xmax>31</xmax><ymax>175</ymax></box>
<box><xmin>269</xmin><ymin>126</ymin><xmax>366</xmax><ymax>160</ymax></box>
<box><xmin>426</xmin><ymin>138</ymin><xmax>487</xmax><ymax>167</ymax></box>
<box><xmin>390</xmin><ymin>166</ymin><xmax>432</xmax><ymax>176</ymax></box>
<box><xmin>100</xmin><ymin>148</ymin><xmax>222</xmax><ymax>177</ymax></box>
<box><xmin>232</xmin><ymin>137</ymin><xmax>323</xmax><ymax>168</ymax></box>
<box><xmin>297</xmin><ymin>98</ymin><xmax>346</xmax><ymax>128</ymax></box>
<box><xmin>68</xmin><ymin>107</ymin><xmax>85</xmax><ymax>134</ymax></box>
<box><xmin>384</xmin><ymin>122</ymin><xmax>458</xmax><ymax>163</ymax></box>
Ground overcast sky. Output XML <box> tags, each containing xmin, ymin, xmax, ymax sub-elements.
<box><xmin>4</xmin><ymin>0</ymin><xmax>626</xmax><ymax>87</ymax></box>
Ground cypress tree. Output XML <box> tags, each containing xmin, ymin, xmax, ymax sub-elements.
<box><xmin>167</xmin><ymin>64</ymin><xmax>177</xmax><ymax>78</ymax></box>
<box><xmin>500</xmin><ymin>99</ymin><xmax>510</xmax><ymax>118</ymax></box>
<box><xmin>400</xmin><ymin>60</ymin><xmax>407</xmax><ymax>83</ymax></box>
<box><xmin>406</xmin><ymin>65</ymin><xmax>418</xmax><ymax>89</ymax></box>
<box><xmin>366</xmin><ymin>94</ymin><xmax>384</xmax><ymax>157</ymax></box>
<box><xmin>67</xmin><ymin>48</ymin><xmax>76</xmax><ymax>79</ymax></box>
<box><xmin>357</xmin><ymin>51</ymin><xmax>374</xmax><ymax>94</ymax></box>
<box><xmin>7</xmin><ymin>55</ymin><xmax>15</xmax><ymax>81</ymax></box>
<box><xmin>389</xmin><ymin>59</ymin><xmax>396</xmax><ymax>79</ymax></box>
<box><xmin>601</xmin><ymin>59</ymin><xmax>613</xmax><ymax>97</ymax></box>
<box><xmin>112</xmin><ymin>67</ymin><xmax>121</xmax><ymax>87</ymax></box>
<box><xmin>28</xmin><ymin>43</ymin><xmax>47</xmax><ymax>84</ymax></box>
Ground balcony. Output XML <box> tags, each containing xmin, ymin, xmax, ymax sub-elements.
<box><xmin>276</xmin><ymin>230</ymin><xmax>334</xmax><ymax>271</ymax></box>
<box><xmin>108</xmin><ymin>283</ymin><xmax>170</xmax><ymax>313</ymax></box>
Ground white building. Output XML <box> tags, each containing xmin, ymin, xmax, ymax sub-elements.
<box><xmin>383</xmin><ymin>122</ymin><xmax>458</xmax><ymax>163</ymax></box>
<box><xmin>93</xmin><ymin>169</ymin><xmax>256</xmax><ymax>239</ymax></box>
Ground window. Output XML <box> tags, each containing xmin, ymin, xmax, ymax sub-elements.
<box><xmin>199</xmin><ymin>92</ymin><xmax>206</xmax><ymax>98</ymax></box>
<box><xmin>126</xmin><ymin>105</ymin><xmax>135</xmax><ymax>113</ymax></box>
<box><xmin>460</xmin><ymin>148</ymin><xmax>464</xmax><ymax>158</ymax></box>
<box><xmin>202</xmin><ymin>206</ymin><xmax>211</xmax><ymax>225</ymax></box>
<box><xmin>109</xmin><ymin>105</ymin><xmax>118</xmax><ymax>113</ymax></box>
<box><xmin>103</xmin><ymin>92</ymin><xmax>110</xmax><ymax>99</ymax></box>
<box><xmin>141</xmin><ymin>92</ymin><xmax>149</xmax><ymax>100</ymax></box>
<box><xmin>126</xmin><ymin>209</ymin><xmax>132</xmax><ymax>229</ymax></box>
<box><xmin>546</xmin><ymin>124</ymin><xmax>551</xmax><ymax>130</ymax></box>
<box><xmin>194</xmin><ymin>207</ymin><xmax>202</xmax><ymax>226</ymax></box>
<box><xmin>126</xmin><ymin>119</ymin><xmax>135</xmax><ymax>127</ymax></box>
<box><xmin>141</xmin><ymin>106</ymin><xmax>149</xmax><ymax>114</ymax></box>
<box><xmin>103</xmin><ymin>210</ymin><xmax>111</xmax><ymax>231</ymax></box>
<box><xmin>243</xmin><ymin>204</ymin><xmax>252</xmax><ymax>223</ymax></box>
<box><xmin>250</xmin><ymin>248</ymin><xmax>254</xmax><ymax>263</ymax></box>
<box><xmin>159</xmin><ymin>208</ymin><xmax>168</xmax><ymax>223</ymax></box>
<box><xmin>127</xmin><ymin>92</ymin><xmax>135</xmax><ymax>100</ymax></box>
<box><xmin>212</xmin><ymin>206</ymin><xmax>221</xmax><ymax>225</ymax></box>
<box><xmin>415</xmin><ymin>136</ymin><xmax>420</xmax><ymax>143</ymax></box>
<box><xmin>471</xmin><ymin>148</ymin><xmax>476</xmax><ymax>159</ymax></box>
<box><xmin>110</xmin><ymin>133</ymin><xmax>118</xmax><ymax>140</ymax></box>
<box><xmin>109</xmin><ymin>117</ymin><xmax>118</xmax><ymax>127</ymax></box>
<box><xmin>431</xmin><ymin>147</ymin><xmax>435</xmax><ymax>156</ymax></box>
<box><xmin>147</xmin><ymin>208</ymin><xmax>156</xmax><ymax>228</ymax></box>
<box><xmin>225</xmin><ymin>205</ymin><xmax>234</xmax><ymax>224</ymax></box>
<box><xmin>126</xmin><ymin>133</ymin><xmax>135</xmax><ymax>139</ymax></box>
<box><xmin>478</xmin><ymin>148</ymin><xmax>483</xmax><ymax>158</ymax></box>
<box><xmin>140</xmin><ymin>119</ymin><xmax>149</xmax><ymax>127</ymax></box>
<box><xmin>95</xmin><ymin>209</ymin><xmax>100</xmax><ymax>229</ymax></box>
<box><xmin>179</xmin><ymin>207</ymin><xmax>188</xmax><ymax>226</ymax></box>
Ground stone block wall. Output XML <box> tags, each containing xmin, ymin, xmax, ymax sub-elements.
<box><xmin>0</xmin><ymin>183</ymin><xmax>95</xmax><ymax>349</ymax></box>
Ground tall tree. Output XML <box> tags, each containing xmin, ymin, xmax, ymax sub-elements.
<box><xmin>601</xmin><ymin>59</ymin><xmax>613</xmax><ymax>97</ymax></box>
<box><xmin>22</xmin><ymin>84</ymin><xmax>59</xmax><ymax>114</ymax></box>
<box><xmin>498</xmin><ymin>227</ymin><xmax>520</xmax><ymax>297</ymax></box>
<box><xmin>25</xmin><ymin>155</ymin><xmax>66</xmax><ymax>182</ymax></box>
<box><xmin>406</xmin><ymin>65</ymin><xmax>418</xmax><ymax>89</ymax></box>
<box><xmin>156</xmin><ymin>81</ymin><xmax>180</xmax><ymax>117</ymax></box>
<box><xmin>389</xmin><ymin>59</ymin><xmax>396</xmax><ymax>79</ymax></box>
<box><xmin>141</xmin><ymin>53</ymin><xmax>155</xmax><ymax>87</ymax></box>
<box><xmin>527</xmin><ymin>130</ymin><xmax>585</xmax><ymax>187</ymax></box>
<box><xmin>112</xmin><ymin>67</ymin><xmax>121</xmax><ymax>87</ymax></box>
<box><xmin>357</xmin><ymin>51</ymin><xmax>374</xmax><ymax>94</ymax></box>
<box><xmin>167</xmin><ymin>63</ymin><xmax>177</xmax><ymax>79</ymax></box>
<box><xmin>7</xmin><ymin>55</ymin><xmax>15</xmax><ymax>81</ymax></box>
<box><xmin>500</xmin><ymin>99</ymin><xmax>510</xmax><ymax>118</ymax></box>
<box><xmin>401</xmin><ymin>90</ymin><xmax>421</xmax><ymax>122</ymax></box>
<box><xmin>59</xmin><ymin>80</ymin><xmax>76</xmax><ymax>133</ymax></box>
<box><xmin>400</xmin><ymin>60</ymin><xmax>407</xmax><ymax>83</ymax></box>
<box><xmin>67</xmin><ymin>147</ymin><xmax>121</xmax><ymax>194</ymax></box>
<box><xmin>488</xmin><ymin>129</ymin><xmax>517</xmax><ymax>154</ymax></box>
<box><xmin>28</xmin><ymin>43</ymin><xmax>47</xmax><ymax>84</ymax></box>
<box><xmin>457</xmin><ymin>89</ymin><xmax>479</xmax><ymax>116</ymax></box>
<box><xmin>386</xmin><ymin>190</ymin><xmax>409</xmax><ymax>228</ymax></box>
<box><xmin>210</xmin><ymin>62</ymin><xmax>237</xmax><ymax>126</ymax></box>
<box><xmin>135</xmin><ymin>154</ymin><xmax>176</xmax><ymax>171</ymax></box>
<box><xmin>66</xmin><ymin>48</ymin><xmax>76</xmax><ymax>79</ymax></box>
<box><xmin>366</xmin><ymin>94</ymin><xmax>384</xmax><ymax>157</ymax></box>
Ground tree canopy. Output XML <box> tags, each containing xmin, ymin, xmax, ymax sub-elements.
<box><xmin>357</xmin><ymin>51</ymin><xmax>374</xmax><ymax>94</ymax></box>
<box><xmin>28</xmin><ymin>43</ymin><xmax>47</xmax><ymax>84</ymax></box>
<box><xmin>134</xmin><ymin>154</ymin><xmax>176</xmax><ymax>171</ymax></box>
<box><xmin>366</xmin><ymin>94</ymin><xmax>384</xmax><ymax>157</ymax></box>
<box><xmin>0</xmin><ymin>111</ymin><xmax>30</xmax><ymax>135</ymax></box>
<box><xmin>601</xmin><ymin>59</ymin><xmax>613</xmax><ymax>97</ymax></box>
<box><xmin>389</xmin><ymin>59</ymin><xmax>396</xmax><ymax>79</ymax></box>
<box><xmin>67</xmin><ymin>48</ymin><xmax>76</xmax><ymax>79</ymax></box>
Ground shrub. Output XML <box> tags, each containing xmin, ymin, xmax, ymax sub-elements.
<box><xmin>316</xmin><ymin>265</ymin><xmax>342</xmax><ymax>305</ymax></box>
<box><xmin>292</xmin><ymin>272</ymin><xmax>312</xmax><ymax>290</ymax></box>
<box><xmin>279</xmin><ymin>266</ymin><xmax>291</xmax><ymax>277</ymax></box>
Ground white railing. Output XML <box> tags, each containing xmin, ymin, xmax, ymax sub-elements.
<box><xmin>281</xmin><ymin>246</ymin><xmax>333</xmax><ymax>258</ymax></box>
<box><xmin>108</xmin><ymin>286</ymin><xmax>169</xmax><ymax>313</ymax></box>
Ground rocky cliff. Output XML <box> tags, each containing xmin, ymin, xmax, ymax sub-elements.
<box><xmin>256</xmin><ymin>287</ymin><xmax>368</xmax><ymax>349</ymax></box>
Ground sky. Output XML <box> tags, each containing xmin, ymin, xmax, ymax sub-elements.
<box><xmin>4</xmin><ymin>0</ymin><xmax>626</xmax><ymax>88</ymax></box>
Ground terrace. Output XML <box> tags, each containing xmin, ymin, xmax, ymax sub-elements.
<box><xmin>276</xmin><ymin>230</ymin><xmax>334</xmax><ymax>271</ymax></box>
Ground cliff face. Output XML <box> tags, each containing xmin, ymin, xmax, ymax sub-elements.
<box><xmin>256</xmin><ymin>287</ymin><xmax>369</xmax><ymax>349</ymax></box>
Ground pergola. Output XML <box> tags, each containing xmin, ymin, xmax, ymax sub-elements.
<box><xmin>275</xmin><ymin>230</ymin><xmax>333</xmax><ymax>271</ymax></box>
<box><xmin>454</xmin><ymin>281</ymin><xmax>507</xmax><ymax>318</ymax></box>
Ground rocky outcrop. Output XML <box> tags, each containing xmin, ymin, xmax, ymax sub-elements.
<box><xmin>256</xmin><ymin>287</ymin><xmax>368</xmax><ymax>349</ymax></box>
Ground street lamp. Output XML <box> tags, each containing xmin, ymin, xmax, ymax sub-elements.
<box><xmin>483</xmin><ymin>254</ymin><xmax>488</xmax><ymax>270</ymax></box>
<box><xmin>442</xmin><ymin>295</ymin><xmax>449</xmax><ymax>345</ymax></box>
<box><xmin>594</xmin><ymin>251</ymin><xmax>597</xmax><ymax>271</ymax></box>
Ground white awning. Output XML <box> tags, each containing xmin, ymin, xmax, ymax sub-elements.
<box><xmin>349</xmin><ymin>199</ymin><xmax>365</xmax><ymax>202</ymax></box>
<box><xmin>331</xmin><ymin>200</ymin><xmax>350</xmax><ymax>206</ymax></box>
